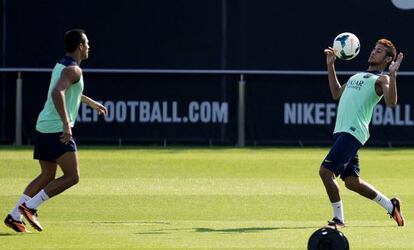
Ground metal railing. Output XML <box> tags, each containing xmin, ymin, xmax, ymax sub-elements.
<box><xmin>2</xmin><ymin>68</ymin><xmax>414</xmax><ymax>146</ymax></box>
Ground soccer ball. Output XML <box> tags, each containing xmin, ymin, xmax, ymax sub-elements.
<box><xmin>332</xmin><ymin>32</ymin><xmax>360</xmax><ymax>60</ymax></box>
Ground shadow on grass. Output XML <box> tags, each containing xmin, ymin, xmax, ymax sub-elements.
<box><xmin>195</xmin><ymin>224</ymin><xmax>395</xmax><ymax>233</ymax></box>
<box><xmin>0</xmin><ymin>232</ymin><xmax>20</xmax><ymax>236</ymax></box>
<box><xmin>347</xmin><ymin>225</ymin><xmax>395</xmax><ymax>228</ymax></box>
<box><xmin>136</xmin><ymin>232</ymin><xmax>171</xmax><ymax>235</ymax></box>
<box><xmin>195</xmin><ymin>226</ymin><xmax>315</xmax><ymax>234</ymax></box>
<box><xmin>135</xmin><ymin>225</ymin><xmax>317</xmax><ymax>235</ymax></box>
<box><xmin>91</xmin><ymin>221</ymin><xmax>171</xmax><ymax>225</ymax></box>
<box><xmin>137</xmin><ymin>224</ymin><xmax>395</xmax><ymax>235</ymax></box>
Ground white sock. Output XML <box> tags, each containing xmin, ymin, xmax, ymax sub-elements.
<box><xmin>332</xmin><ymin>201</ymin><xmax>344</xmax><ymax>222</ymax></box>
<box><xmin>25</xmin><ymin>189</ymin><xmax>50</xmax><ymax>210</ymax></box>
<box><xmin>9</xmin><ymin>194</ymin><xmax>31</xmax><ymax>221</ymax></box>
<box><xmin>373</xmin><ymin>192</ymin><xmax>393</xmax><ymax>214</ymax></box>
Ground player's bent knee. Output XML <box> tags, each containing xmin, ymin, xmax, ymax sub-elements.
<box><xmin>344</xmin><ymin>179</ymin><xmax>358</xmax><ymax>191</ymax></box>
<box><xmin>319</xmin><ymin>166</ymin><xmax>332</xmax><ymax>180</ymax></box>
<box><xmin>65</xmin><ymin>172</ymin><xmax>80</xmax><ymax>186</ymax></box>
<box><xmin>70</xmin><ymin>174</ymin><xmax>80</xmax><ymax>186</ymax></box>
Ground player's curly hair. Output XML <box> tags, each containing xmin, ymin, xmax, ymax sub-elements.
<box><xmin>377</xmin><ymin>38</ymin><xmax>397</xmax><ymax>61</ymax></box>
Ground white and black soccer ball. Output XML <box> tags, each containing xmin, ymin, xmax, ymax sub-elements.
<box><xmin>333</xmin><ymin>32</ymin><xmax>360</xmax><ymax>60</ymax></box>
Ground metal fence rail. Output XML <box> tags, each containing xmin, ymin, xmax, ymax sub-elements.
<box><xmin>2</xmin><ymin>68</ymin><xmax>414</xmax><ymax>146</ymax></box>
<box><xmin>2</xmin><ymin>68</ymin><xmax>414</xmax><ymax>75</ymax></box>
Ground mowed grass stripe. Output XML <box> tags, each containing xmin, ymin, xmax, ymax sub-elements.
<box><xmin>2</xmin><ymin>176</ymin><xmax>413</xmax><ymax>196</ymax></box>
<box><xmin>2</xmin><ymin>177</ymin><xmax>323</xmax><ymax>196</ymax></box>
<box><xmin>1</xmin><ymin>147</ymin><xmax>414</xmax><ymax>249</ymax></box>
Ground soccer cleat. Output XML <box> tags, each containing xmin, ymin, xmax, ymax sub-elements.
<box><xmin>4</xmin><ymin>214</ymin><xmax>29</xmax><ymax>233</ymax></box>
<box><xmin>19</xmin><ymin>203</ymin><xmax>43</xmax><ymax>231</ymax></box>
<box><xmin>389</xmin><ymin>198</ymin><xmax>404</xmax><ymax>226</ymax></box>
<box><xmin>326</xmin><ymin>217</ymin><xmax>345</xmax><ymax>229</ymax></box>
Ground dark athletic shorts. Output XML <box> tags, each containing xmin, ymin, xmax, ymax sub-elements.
<box><xmin>321</xmin><ymin>132</ymin><xmax>362</xmax><ymax>181</ymax></box>
<box><xmin>33</xmin><ymin>131</ymin><xmax>77</xmax><ymax>161</ymax></box>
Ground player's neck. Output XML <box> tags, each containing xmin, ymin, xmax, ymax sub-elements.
<box><xmin>65</xmin><ymin>53</ymin><xmax>82</xmax><ymax>65</ymax></box>
<box><xmin>367</xmin><ymin>65</ymin><xmax>385</xmax><ymax>73</ymax></box>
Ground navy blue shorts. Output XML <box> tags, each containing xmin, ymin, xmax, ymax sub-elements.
<box><xmin>321</xmin><ymin>132</ymin><xmax>362</xmax><ymax>180</ymax></box>
<box><xmin>33</xmin><ymin>131</ymin><xmax>77</xmax><ymax>161</ymax></box>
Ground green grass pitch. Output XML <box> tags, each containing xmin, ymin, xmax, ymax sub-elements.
<box><xmin>1</xmin><ymin>146</ymin><xmax>413</xmax><ymax>249</ymax></box>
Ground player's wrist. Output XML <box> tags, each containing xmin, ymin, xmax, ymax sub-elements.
<box><xmin>327</xmin><ymin>63</ymin><xmax>335</xmax><ymax>71</ymax></box>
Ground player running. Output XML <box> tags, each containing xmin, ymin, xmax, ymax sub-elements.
<box><xmin>4</xmin><ymin>29</ymin><xmax>107</xmax><ymax>232</ymax></box>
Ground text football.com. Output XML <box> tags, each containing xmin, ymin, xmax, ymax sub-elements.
<box><xmin>77</xmin><ymin>100</ymin><xmax>228</xmax><ymax>124</ymax></box>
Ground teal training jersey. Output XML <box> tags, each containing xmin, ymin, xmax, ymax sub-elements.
<box><xmin>334</xmin><ymin>72</ymin><xmax>382</xmax><ymax>144</ymax></box>
<box><xmin>36</xmin><ymin>57</ymin><xmax>84</xmax><ymax>133</ymax></box>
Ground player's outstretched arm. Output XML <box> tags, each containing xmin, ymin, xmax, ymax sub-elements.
<box><xmin>324</xmin><ymin>47</ymin><xmax>345</xmax><ymax>100</ymax></box>
<box><xmin>380</xmin><ymin>52</ymin><xmax>403</xmax><ymax>107</ymax></box>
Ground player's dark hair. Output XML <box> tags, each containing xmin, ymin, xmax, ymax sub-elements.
<box><xmin>377</xmin><ymin>38</ymin><xmax>397</xmax><ymax>61</ymax></box>
<box><xmin>64</xmin><ymin>29</ymin><xmax>86</xmax><ymax>52</ymax></box>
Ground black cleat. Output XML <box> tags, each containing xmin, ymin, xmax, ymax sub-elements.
<box><xmin>326</xmin><ymin>217</ymin><xmax>345</xmax><ymax>229</ymax></box>
<box><xmin>389</xmin><ymin>198</ymin><xmax>404</xmax><ymax>226</ymax></box>
<box><xmin>4</xmin><ymin>214</ymin><xmax>29</xmax><ymax>233</ymax></box>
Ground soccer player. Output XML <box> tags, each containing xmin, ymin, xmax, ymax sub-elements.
<box><xmin>320</xmin><ymin>38</ymin><xmax>405</xmax><ymax>228</ymax></box>
<box><xmin>4</xmin><ymin>29</ymin><xmax>107</xmax><ymax>232</ymax></box>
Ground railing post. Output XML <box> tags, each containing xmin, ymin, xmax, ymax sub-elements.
<box><xmin>237</xmin><ymin>74</ymin><xmax>245</xmax><ymax>147</ymax></box>
<box><xmin>15</xmin><ymin>72</ymin><xmax>22</xmax><ymax>146</ymax></box>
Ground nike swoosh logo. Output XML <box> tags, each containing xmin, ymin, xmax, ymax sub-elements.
<box><xmin>324</xmin><ymin>159</ymin><xmax>333</xmax><ymax>163</ymax></box>
<box><xmin>391</xmin><ymin>0</ymin><xmax>414</xmax><ymax>9</ymax></box>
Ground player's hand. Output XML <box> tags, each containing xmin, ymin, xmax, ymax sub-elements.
<box><xmin>389</xmin><ymin>52</ymin><xmax>404</xmax><ymax>76</ymax></box>
<box><xmin>324</xmin><ymin>47</ymin><xmax>336</xmax><ymax>66</ymax></box>
<box><xmin>60</xmin><ymin>123</ymin><xmax>73</xmax><ymax>144</ymax></box>
<box><xmin>91</xmin><ymin>101</ymin><xmax>108</xmax><ymax>115</ymax></box>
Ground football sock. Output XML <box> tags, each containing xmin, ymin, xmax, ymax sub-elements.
<box><xmin>373</xmin><ymin>192</ymin><xmax>393</xmax><ymax>214</ymax></box>
<box><xmin>332</xmin><ymin>201</ymin><xmax>344</xmax><ymax>222</ymax></box>
<box><xmin>25</xmin><ymin>189</ymin><xmax>50</xmax><ymax>210</ymax></box>
<box><xmin>10</xmin><ymin>194</ymin><xmax>31</xmax><ymax>221</ymax></box>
